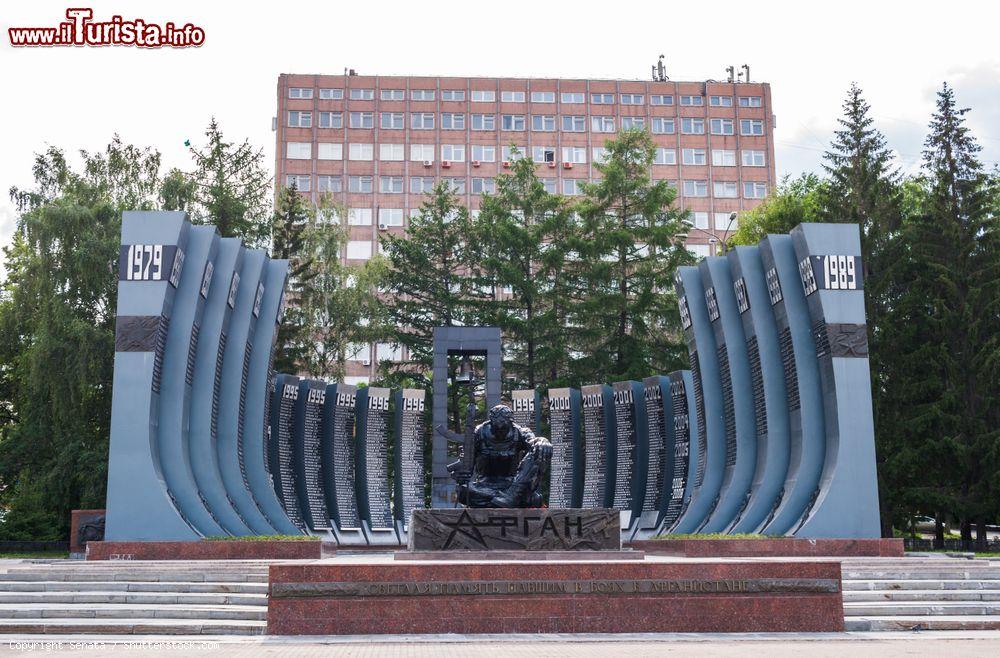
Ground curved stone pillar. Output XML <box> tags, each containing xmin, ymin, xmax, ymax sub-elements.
<box><xmin>611</xmin><ymin>380</ymin><xmax>647</xmax><ymax>531</ymax></box>
<box><xmin>727</xmin><ymin>246</ymin><xmax>792</xmax><ymax>534</ymax></box>
<box><xmin>106</xmin><ymin>212</ymin><xmax>197</xmax><ymax>540</ymax></box>
<box><xmin>355</xmin><ymin>387</ymin><xmax>398</xmax><ymax>544</ymax></box>
<box><xmin>268</xmin><ymin>374</ymin><xmax>305</xmax><ymax>529</ymax></box>
<box><xmin>580</xmin><ymin>384</ymin><xmax>616</xmax><ymax>509</ymax></box>
<box><xmin>631</xmin><ymin>375</ymin><xmax>674</xmax><ymax>539</ymax></box>
<box><xmin>321</xmin><ymin>383</ymin><xmax>366</xmax><ymax>544</ymax></box>
<box><xmin>661</xmin><ymin>370</ymin><xmax>699</xmax><ymax>533</ymax></box>
<box><xmin>757</xmin><ymin>235</ymin><xmax>827</xmax><ymax>535</ymax></box>
<box><xmin>293</xmin><ymin>379</ymin><xmax>331</xmax><ymax>532</ymax></box>
<box><xmin>790</xmin><ymin>224</ymin><xmax>880</xmax><ymax>538</ymax></box>
<box><xmin>670</xmin><ymin>266</ymin><xmax>726</xmax><ymax>534</ymax></box>
<box><xmin>547</xmin><ymin>387</ymin><xmax>583</xmax><ymax>509</ymax></box>
<box><xmin>393</xmin><ymin>388</ymin><xmax>426</xmax><ymax>539</ymax></box>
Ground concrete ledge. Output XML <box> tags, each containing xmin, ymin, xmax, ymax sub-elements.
<box><xmin>267</xmin><ymin>560</ymin><xmax>844</xmax><ymax>634</ymax></box>
<box><xmin>85</xmin><ymin>541</ymin><xmax>321</xmax><ymax>561</ymax></box>
<box><xmin>629</xmin><ymin>538</ymin><xmax>904</xmax><ymax>558</ymax></box>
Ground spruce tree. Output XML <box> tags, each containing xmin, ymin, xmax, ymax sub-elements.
<box><xmin>570</xmin><ymin>129</ymin><xmax>693</xmax><ymax>383</ymax></box>
<box><xmin>271</xmin><ymin>183</ymin><xmax>314</xmax><ymax>374</ymax></box>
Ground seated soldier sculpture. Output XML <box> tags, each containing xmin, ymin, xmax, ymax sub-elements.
<box><xmin>449</xmin><ymin>404</ymin><xmax>553</xmax><ymax>508</ymax></box>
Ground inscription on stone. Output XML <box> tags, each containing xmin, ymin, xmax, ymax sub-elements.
<box><xmin>300</xmin><ymin>382</ymin><xmax>330</xmax><ymax>530</ymax></box>
<box><xmin>511</xmin><ymin>389</ymin><xmax>538</xmax><ymax>432</ymax></box>
<box><xmin>275</xmin><ymin>378</ymin><xmax>304</xmax><ymax>527</ymax></box>
<box><xmin>642</xmin><ymin>377</ymin><xmax>667</xmax><ymax>515</ymax></box>
<box><xmin>408</xmin><ymin>508</ymin><xmax>620</xmax><ymax>551</ymax></box>
<box><xmin>580</xmin><ymin>385</ymin><xmax>608</xmax><ymax>508</ymax></box>
<box><xmin>362</xmin><ymin>387</ymin><xmax>393</xmax><ymax>530</ymax></box>
<box><xmin>331</xmin><ymin>384</ymin><xmax>359</xmax><ymax>529</ymax></box>
<box><xmin>547</xmin><ymin>388</ymin><xmax>577</xmax><ymax>509</ymax></box>
<box><xmin>395</xmin><ymin>389</ymin><xmax>425</xmax><ymax>527</ymax></box>
<box><xmin>611</xmin><ymin>381</ymin><xmax>636</xmax><ymax>512</ymax></box>
<box><xmin>662</xmin><ymin>373</ymin><xmax>691</xmax><ymax>528</ymax></box>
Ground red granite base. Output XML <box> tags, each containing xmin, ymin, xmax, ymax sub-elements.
<box><xmin>267</xmin><ymin>560</ymin><xmax>844</xmax><ymax>634</ymax></box>
<box><xmin>86</xmin><ymin>540</ymin><xmax>321</xmax><ymax>561</ymax></box>
<box><xmin>630</xmin><ymin>538</ymin><xmax>903</xmax><ymax>558</ymax></box>
<box><xmin>70</xmin><ymin>509</ymin><xmax>105</xmax><ymax>554</ymax></box>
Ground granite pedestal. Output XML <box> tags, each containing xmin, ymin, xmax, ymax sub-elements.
<box><xmin>408</xmin><ymin>508</ymin><xmax>620</xmax><ymax>551</ymax></box>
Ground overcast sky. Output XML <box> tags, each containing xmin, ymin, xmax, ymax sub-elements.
<box><xmin>2</xmin><ymin>0</ymin><xmax>998</xmax><ymax>263</ymax></box>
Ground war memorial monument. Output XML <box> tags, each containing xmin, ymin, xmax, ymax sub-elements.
<box><xmin>93</xmin><ymin>210</ymin><xmax>894</xmax><ymax>634</ymax></box>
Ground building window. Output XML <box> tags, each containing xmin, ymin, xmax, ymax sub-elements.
<box><xmin>562</xmin><ymin>179</ymin><xmax>583</xmax><ymax>196</ymax></box>
<box><xmin>541</xmin><ymin>178</ymin><xmax>557</xmax><ymax>193</ymax></box>
<box><xmin>471</xmin><ymin>114</ymin><xmax>495</xmax><ymax>130</ymax></box>
<box><xmin>346</xmin><ymin>343</ymin><xmax>369</xmax><ymax>362</ymax></box>
<box><xmin>410</xmin><ymin>176</ymin><xmax>435</xmax><ymax>193</ymax></box>
<box><xmin>502</xmin><ymin>145</ymin><xmax>528</xmax><ymax>161</ymax></box>
<box><xmin>621</xmin><ymin>116</ymin><xmax>645</xmax><ymax>130</ymax></box>
<box><xmin>681</xmin><ymin>118</ymin><xmax>705</xmax><ymax>135</ymax></box>
<box><xmin>442</xmin><ymin>113</ymin><xmax>466</xmax><ymax>130</ymax></box>
<box><xmin>561</xmin><ymin>92</ymin><xmax>585</xmax><ymax>103</ymax></box>
<box><xmin>530</xmin><ymin>91</ymin><xmax>555</xmax><ymax>103</ymax></box>
<box><xmin>317</xmin><ymin>143</ymin><xmax>342</xmax><ymax>160</ymax></box>
<box><xmin>679</xmin><ymin>95</ymin><xmax>703</xmax><ymax>106</ymax></box>
<box><xmin>286</xmin><ymin>174</ymin><xmax>311</xmax><ymax>191</ymax></box>
<box><xmin>651</xmin><ymin>117</ymin><xmax>675</xmax><ymax>134</ymax></box>
<box><xmin>286</xmin><ymin>142</ymin><xmax>311</xmax><ymax>159</ymax></box>
<box><xmin>349</xmin><ymin>88</ymin><xmax>373</xmax><ymax>100</ymax></box>
<box><xmin>470</xmin><ymin>145</ymin><xmax>495</xmax><ymax>162</ymax></box>
<box><xmin>650</xmin><ymin>94</ymin><xmax>674</xmax><ymax>106</ymax></box>
<box><xmin>376</xmin><ymin>343</ymin><xmax>403</xmax><ymax>362</ymax></box>
<box><xmin>411</xmin><ymin>89</ymin><xmax>435</xmax><ymax>101</ymax></box>
<box><xmin>709</xmin><ymin>95</ymin><xmax>733</xmax><ymax>107</ymax></box>
<box><xmin>444</xmin><ymin>177</ymin><xmax>466</xmax><ymax>194</ymax></box>
<box><xmin>501</xmin><ymin>114</ymin><xmax>525</xmax><ymax>131</ymax></box>
<box><xmin>715</xmin><ymin>212</ymin><xmax>736</xmax><ymax>231</ymax></box>
<box><xmin>742</xmin><ymin>150</ymin><xmax>766</xmax><ymax>167</ymax></box>
<box><xmin>381</xmin><ymin>112</ymin><xmax>404</xmax><ymax>129</ymax></box>
<box><xmin>710</xmin><ymin>118</ymin><xmax>734</xmax><ymax>135</ymax></box>
<box><xmin>380</xmin><ymin>176</ymin><xmax>404</xmax><ymax>193</ymax></box>
<box><xmin>346</xmin><ymin>241</ymin><xmax>372</xmax><ymax>260</ymax></box>
<box><xmin>592</xmin><ymin>116</ymin><xmax>615</xmax><ymax>133</ymax></box>
<box><xmin>441</xmin><ymin>144</ymin><xmax>466</xmax><ymax>162</ymax></box>
<box><xmin>288</xmin><ymin>111</ymin><xmax>312</xmax><ymax>128</ymax></box>
<box><xmin>591</xmin><ymin>93</ymin><xmax>614</xmax><ymax>104</ymax></box>
<box><xmin>744</xmin><ymin>182</ymin><xmax>767</xmax><ymax>198</ymax></box>
<box><xmin>317</xmin><ymin>175</ymin><xmax>341</xmax><ymax>193</ymax></box>
<box><xmin>349</xmin><ymin>208</ymin><xmax>373</xmax><ymax>226</ymax></box>
<box><xmin>557</xmin><ymin>115</ymin><xmax>583</xmax><ymax>133</ymax></box>
<box><xmin>739</xmin><ymin>96</ymin><xmax>762</xmax><ymax>108</ymax></box>
<box><xmin>441</xmin><ymin>89</ymin><xmax>465</xmax><ymax>101</ymax></box>
<box><xmin>410</xmin><ymin>144</ymin><xmax>435</xmax><ymax>162</ymax></box>
<box><xmin>712</xmin><ymin>149</ymin><xmax>736</xmax><ymax>166</ymax></box>
<box><xmin>691</xmin><ymin>211</ymin><xmax>709</xmax><ymax>230</ymax></box>
<box><xmin>531</xmin><ymin>115</ymin><xmax>555</xmax><ymax>131</ymax></box>
<box><xmin>592</xmin><ymin>147</ymin><xmax>608</xmax><ymax>164</ymax></box>
<box><xmin>411</xmin><ymin>113</ymin><xmax>435</xmax><ymax>130</ymax></box>
<box><xmin>319</xmin><ymin>111</ymin><xmax>342</xmax><ymax>128</ymax></box>
<box><xmin>653</xmin><ymin>148</ymin><xmax>676</xmax><ymax>165</ymax></box>
<box><xmin>348</xmin><ymin>176</ymin><xmax>373</xmax><ymax>193</ymax></box>
<box><xmin>620</xmin><ymin>93</ymin><xmax>644</xmax><ymax>105</ymax></box>
<box><xmin>348</xmin><ymin>143</ymin><xmax>373</xmax><ymax>160</ymax></box>
<box><xmin>379</xmin><ymin>143</ymin><xmax>404</xmax><ymax>161</ymax></box>
<box><xmin>714</xmin><ymin>181</ymin><xmax>738</xmax><ymax>198</ymax></box>
<box><xmin>532</xmin><ymin>146</ymin><xmax>556</xmax><ymax>164</ymax></box>
<box><xmin>289</xmin><ymin>87</ymin><xmax>313</xmax><ymax>99</ymax></box>
<box><xmin>682</xmin><ymin>148</ymin><xmax>706</xmax><ymax>165</ymax></box>
<box><xmin>471</xmin><ymin>178</ymin><xmax>496</xmax><ymax>194</ymax></box>
<box><xmin>687</xmin><ymin>243</ymin><xmax>711</xmax><ymax>258</ymax></box>
<box><xmin>741</xmin><ymin>119</ymin><xmax>765</xmax><ymax>135</ymax></box>
<box><xmin>319</xmin><ymin>88</ymin><xmax>343</xmax><ymax>100</ymax></box>
<box><xmin>349</xmin><ymin>112</ymin><xmax>373</xmax><ymax>129</ymax></box>
<box><xmin>501</xmin><ymin>90</ymin><xmax>526</xmax><ymax>102</ymax></box>
<box><xmin>683</xmin><ymin>180</ymin><xmax>708</xmax><ymax>197</ymax></box>
<box><xmin>562</xmin><ymin>147</ymin><xmax>586</xmax><ymax>164</ymax></box>
<box><xmin>378</xmin><ymin>208</ymin><xmax>405</xmax><ymax>226</ymax></box>
<box><xmin>472</xmin><ymin>90</ymin><xmax>496</xmax><ymax>102</ymax></box>
<box><xmin>380</xmin><ymin>89</ymin><xmax>404</xmax><ymax>101</ymax></box>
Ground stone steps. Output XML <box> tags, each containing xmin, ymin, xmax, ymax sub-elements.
<box><xmin>845</xmin><ymin>589</ymin><xmax>1000</xmax><ymax>602</ymax></box>
<box><xmin>0</xmin><ymin>591</ymin><xmax>266</xmax><ymax>606</ymax></box>
<box><xmin>0</xmin><ymin>603</ymin><xmax>266</xmax><ymax>621</ymax></box>
<box><xmin>0</xmin><ymin>580</ymin><xmax>267</xmax><ymax>593</ymax></box>
<box><xmin>0</xmin><ymin>618</ymin><xmax>266</xmax><ymax>635</ymax></box>
<box><xmin>845</xmin><ymin>615</ymin><xmax>1000</xmax><ymax>632</ymax></box>
<box><xmin>844</xmin><ymin>579</ymin><xmax>1000</xmax><ymax>591</ymax></box>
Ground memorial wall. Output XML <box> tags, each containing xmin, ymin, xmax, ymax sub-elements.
<box><xmin>105</xmin><ymin>214</ymin><xmax>880</xmax><ymax>542</ymax></box>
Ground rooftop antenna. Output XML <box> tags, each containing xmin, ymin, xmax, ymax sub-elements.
<box><xmin>737</xmin><ymin>69</ymin><xmax>744</xmax><ymax>83</ymax></box>
<box><xmin>742</xmin><ymin>64</ymin><xmax>750</xmax><ymax>83</ymax></box>
<box><xmin>726</xmin><ymin>65</ymin><xmax>735</xmax><ymax>83</ymax></box>
<box><xmin>651</xmin><ymin>54</ymin><xmax>667</xmax><ymax>82</ymax></box>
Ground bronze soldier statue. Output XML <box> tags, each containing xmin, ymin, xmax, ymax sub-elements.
<box><xmin>449</xmin><ymin>404</ymin><xmax>552</xmax><ymax>508</ymax></box>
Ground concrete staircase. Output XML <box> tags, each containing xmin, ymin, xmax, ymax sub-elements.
<box><xmin>0</xmin><ymin>560</ymin><xmax>269</xmax><ymax>635</ymax></box>
<box><xmin>842</xmin><ymin>557</ymin><xmax>1000</xmax><ymax>631</ymax></box>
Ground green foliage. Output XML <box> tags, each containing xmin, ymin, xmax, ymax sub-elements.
<box><xmin>729</xmin><ymin>174</ymin><xmax>825</xmax><ymax>247</ymax></box>
<box><xmin>271</xmin><ymin>183</ymin><xmax>315</xmax><ymax>373</ymax></box>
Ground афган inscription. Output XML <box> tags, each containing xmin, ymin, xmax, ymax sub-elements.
<box><xmin>408</xmin><ymin>508</ymin><xmax>620</xmax><ymax>551</ymax></box>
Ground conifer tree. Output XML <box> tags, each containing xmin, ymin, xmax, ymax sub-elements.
<box><xmin>271</xmin><ymin>183</ymin><xmax>314</xmax><ymax>373</ymax></box>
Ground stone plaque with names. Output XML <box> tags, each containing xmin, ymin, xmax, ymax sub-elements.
<box><xmin>408</xmin><ymin>508</ymin><xmax>621</xmax><ymax>551</ymax></box>
<box><xmin>394</xmin><ymin>389</ymin><xmax>426</xmax><ymax>527</ymax></box>
<box><xmin>581</xmin><ymin>384</ymin><xmax>613</xmax><ymax>509</ymax></box>
<box><xmin>662</xmin><ymin>373</ymin><xmax>692</xmax><ymax>529</ymax></box>
<box><xmin>328</xmin><ymin>384</ymin><xmax>360</xmax><ymax>530</ymax></box>
<box><xmin>359</xmin><ymin>387</ymin><xmax>393</xmax><ymax>530</ymax></box>
<box><xmin>511</xmin><ymin>389</ymin><xmax>539</xmax><ymax>433</ymax></box>
<box><xmin>547</xmin><ymin>387</ymin><xmax>581</xmax><ymax>509</ymax></box>
<box><xmin>273</xmin><ymin>376</ymin><xmax>304</xmax><ymax>528</ymax></box>
<box><xmin>642</xmin><ymin>376</ymin><xmax>670</xmax><ymax>516</ymax></box>
<box><xmin>611</xmin><ymin>381</ymin><xmax>639</xmax><ymax>513</ymax></box>
<box><xmin>296</xmin><ymin>381</ymin><xmax>330</xmax><ymax>531</ymax></box>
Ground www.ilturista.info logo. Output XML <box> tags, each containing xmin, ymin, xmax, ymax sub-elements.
<box><xmin>8</xmin><ymin>8</ymin><xmax>205</xmax><ymax>48</ymax></box>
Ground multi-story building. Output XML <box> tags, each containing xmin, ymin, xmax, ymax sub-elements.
<box><xmin>274</xmin><ymin>72</ymin><xmax>777</xmax><ymax>383</ymax></box>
